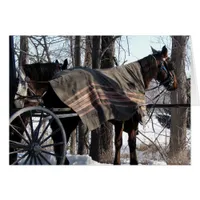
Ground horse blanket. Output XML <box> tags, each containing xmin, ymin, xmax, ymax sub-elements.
<box><xmin>50</xmin><ymin>61</ymin><xmax>147</xmax><ymax>131</ymax></box>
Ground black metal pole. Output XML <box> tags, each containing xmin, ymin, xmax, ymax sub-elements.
<box><xmin>9</xmin><ymin>35</ymin><xmax>17</xmax><ymax>116</ymax></box>
<box><xmin>146</xmin><ymin>104</ymin><xmax>190</xmax><ymax>108</ymax></box>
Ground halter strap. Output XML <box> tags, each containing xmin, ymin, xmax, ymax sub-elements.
<box><xmin>150</xmin><ymin>54</ymin><xmax>158</xmax><ymax>67</ymax></box>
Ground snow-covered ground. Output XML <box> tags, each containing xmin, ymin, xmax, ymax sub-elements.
<box><xmin>17</xmin><ymin>113</ymin><xmax>191</xmax><ymax>165</ymax></box>
<box><xmin>67</xmin><ymin>114</ymin><xmax>190</xmax><ymax>165</ymax></box>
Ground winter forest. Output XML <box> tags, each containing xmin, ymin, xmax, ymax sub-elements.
<box><xmin>11</xmin><ymin>35</ymin><xmax>191</xmax><ymax>165</ymax></box>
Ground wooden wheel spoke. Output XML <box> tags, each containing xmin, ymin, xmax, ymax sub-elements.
<box><xmin>39</xmin><ymin>127</ymin><xmax>61</xmax><ymax>145</ymax></box>
<box><xmin>36</xmin><ymin>154</ymin><xmax>43</xmax><ymax>165</ymax></box>
<box><xmin>38</xmin><ymin>153</ymin><xmax>51</xmax><ymax>165</ymax></box>
<box><xmin>10</xmin><ymin>107</ymin><xmax>67</xmax><ymax>165</ymax></box>
<box><xmin>33</xmin><ymin>155</ymin><xmax>37</xmax><ymax>165</ymax></box>
<box><xmin>10</xmin><ymin>124</ymin><xmax>29</xmax><ymax>145</ymax></box>
<box><xmin>37</xmin><ymin>117</ymin><xmax>54</xmax><ymax>143</ymax></box>
<box><xmin>33</xmin><ymin>111</ymin><xmax>44</xmax><ymax>141</ymax></box>
<box><xmin>18</xmin><ymin>115</ymin><xmax>32</xmax><ymax>142</ymax></box>
<box><xmin>29</xmin><ymin>111</ymin><xmax>34</xmax><ymax>140</ymax></box>
<box><xmin>10</xmin><ymin>140</ymin><xmax>28</xmax><ymax>149</ymax></box>
<box><xmin>23</xmin><ymin>154</ymin><xmax>31</xmax><ymax>165</ymax></box>
<box><xmin>41</xmin><ymin>149</ymin><xmax>63</xmax><ymax>158</ymax></box>
<box><xmin>9</xmin><ymin>149</ymin><xmax>25</xmax><ymax>155</ymax></box>
<box><xmin>11</xmin><ymin>152</ymin><xmax>29</xmax><ymax>165</ymax></box>
<box><xmin>41</xmin><ymin>142</ymin><xmax>64</xmax><ymax>148</ymax></box>
<box><xmin>29</xmin><ymin>155</ymin><xmax>33</xmax><ymax>165</ymax></box>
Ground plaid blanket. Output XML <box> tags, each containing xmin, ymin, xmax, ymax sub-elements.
<box><xmin>50</xmin><ymin>61</ymin><xmax>147</xmax><ymax>131</ymax></box>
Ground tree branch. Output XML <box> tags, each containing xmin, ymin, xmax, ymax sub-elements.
<box><xmin>100</xmin><ymin>36</ymin><xmax>121</xmax><ymax>59</ymax></box>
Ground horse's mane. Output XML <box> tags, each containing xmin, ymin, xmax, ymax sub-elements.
<box><xmin>23</xmin><ymin>63</ymin><xmax>58</xmax><ymax>81</ymax></box>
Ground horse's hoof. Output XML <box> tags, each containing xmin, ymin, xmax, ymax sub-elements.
<box><xmin>130</xmin><ymin>160</ymin><xmax>138</xmax><ymax>165</ymax></box>
<box><xmin>64</xmin><ymin>158</ymin><xmax>70</xmax><ymax>165</ymax></box>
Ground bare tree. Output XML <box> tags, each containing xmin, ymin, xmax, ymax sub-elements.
<box><xmin>92</xmin><ymin>36</ymin><xmax>101</xmax><ymax>69</ymax></box>
<box><xmin>97</xmin><ymin>36</ymin><xmax>115</xmax><ymax>163</ymax></box>
<box><xmin>90</xmin><ymin>36</ymin><xmax>117</xmax><ymax>163</ymax></box>
<box><xmin>168</xmin><ymin>36</ymin><xmax>190</xmax><ymax>164</ymax></box>
<box><xmin>69</xmin><ymin>36</ymin><xmax>81</xmax><ymax>155</ymax></box>
<box><xmin>78</xmin><ymin>36</ymin><xmax>92</xmax><ymax>155</ymax></box>
<box><xmin>19</xmin><ymin>36</ymin><xmax>29</xmax><ymax>67</ymax></box>
<box><xmin>84</xmin><ymin>36</ymin><xmax>92</xmax><ymax>67</ymax></box>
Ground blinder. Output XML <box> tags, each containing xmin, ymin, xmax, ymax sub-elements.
<box><xmin>158</xmin><ymin>60</ymin><xmax>175</xmax><ymax>90</ymax></box>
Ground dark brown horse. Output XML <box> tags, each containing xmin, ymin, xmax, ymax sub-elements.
<box><xmin>11</xmin><ymin>45</ymin><xmax>177</xmax><ymax>165</ymax></box>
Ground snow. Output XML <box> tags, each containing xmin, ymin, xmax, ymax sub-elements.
<box><xmin>67</xmin><ymin>155</ymin><xmax>112</xmax><ymax>165</ymax></box>
<box><xmin>57</xmin><ymin>113</ymin><xmax>190</xmax><ymax>165</ymax></box>
<box><xmin>16</xmin><ymin>112</ymin><xmax>191</xmax><ymax>165</ymax></box>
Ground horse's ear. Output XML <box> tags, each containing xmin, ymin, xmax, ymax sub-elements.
<box><xmin>151</xmin><ymin>46</ymin><xmax>158</xmax><ymax>54</ymax></box>
<box><xmin>161</xmin><ymin>45</ymin><xmax>168</xmax><ymax>58</ymax></box>
<box><xmin>64</xmin><ymin>59</ymin><xmax>68</xmax><ymax>66</ymax></box>
<box><xmin>62</xmin><ymin>59</ymin><xmax>68</xmax><ymax>70</ymax></box>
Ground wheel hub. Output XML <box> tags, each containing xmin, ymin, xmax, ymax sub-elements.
<box><xmin>30</xmin><ymin>143</ymin><xmax>41</xmax><ymax>155</ymax></box>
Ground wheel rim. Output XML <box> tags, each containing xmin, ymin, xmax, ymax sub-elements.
<box><xmin>10</xmin><ymin>106</ymin><xmax>67</xmax><ymax>165</ymax></box>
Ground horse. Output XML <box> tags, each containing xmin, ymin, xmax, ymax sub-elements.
<box><xmin>12</xmin><ymin>45</ymin><xmax>177</xmax><ymax>165</ymax></box>
<box><xmin>55</xmin><ymin>59</ymin><xmax>68</xmax><ymax>71</ymax></box>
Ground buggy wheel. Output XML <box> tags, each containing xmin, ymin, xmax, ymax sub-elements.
<box><xmin>9</xmin><ymin>106</ymin><xmax>67</xmax><ymax>165</ymax></box>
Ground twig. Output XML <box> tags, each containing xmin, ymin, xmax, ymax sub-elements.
<box><xmin>126</xmin><ymin>36</ymin><xmax>130</xmax><ymax>56</ymax></box>
<box><xmin>100</xmin><ymin>36</ymin><xmax>121</xmax><ymax>59</ymax></box>
<box><xmin>138</xmin><ymin>130</ymin><xmax>167</xmax><ymax>162</ymax></box>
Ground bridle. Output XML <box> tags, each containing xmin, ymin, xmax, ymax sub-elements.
<box><xmin>146</xmin><ymin>55</ymin><xmax>175</xmax><ymax>92</ymax></box>
<box><xmin>142</xmin><ymin>55</ymin><xmax>176</xmax><ymax>125</ymax></box>
<box><xmin>158</xmin><ymin>60</ymin><xmax>175</xmax><ymax>89</ymax></box>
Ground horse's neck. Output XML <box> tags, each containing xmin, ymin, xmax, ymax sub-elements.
<box><xmin>138</xmin><ymin>55</ymin><xmax>158</xmax><ymax>89</ymax></box>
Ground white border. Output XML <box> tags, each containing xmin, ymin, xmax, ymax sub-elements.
<box><xmin>1</xmin><ymin>1</ymin><xmax>199</xmax><ymax>200</ymax></box>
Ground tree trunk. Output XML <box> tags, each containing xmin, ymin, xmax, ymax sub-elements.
<box><xmin>70</xmin><ymin>36</ymin><xmax>75</xmax><ymax>67</ymax></box>
<box><xmin>90</xmin><ymin>36</ymin><xmax>101</xmax><ymax>161</ymax></box>
<box><xmin>168</xmin><ymin>36</ymin><xmax>189</xmax><ymax>164</ymax></box>
<box><xmin>74</xmin><ymin>36</ymin><xmax>81</xmax><ymax>66</ymax></box>
<box><xmin>92</xmin><ymin>36</ymin><xmax>101</xmax><ymax>69</ymax></box>
<box><xmin>78</xmin><ymin>36</ymin><xmax>92</xmax><ymax>155</ymax></box>
<box><xmin>77</xmin><ymin>122</ymin><xmax>88</xmax><ymax>155</ymax></box>
<box><xmin>90</xmin><ymin>36</ymin><xmax>114</xmax><ymax>163</ymax></box>
<box><xmin>84</xmin><ymin>36</ymin><xmax>92</xmax><ymax>67</ymax></box>
<box><xmin>70</xmin><ymin>36</ymin><xmax>81</xmax><ymax>155</ymax></box>
<box><xmin>19</xmin><ymin>36</ymin><xmax>29</xmax><ymax>67</ymax></box>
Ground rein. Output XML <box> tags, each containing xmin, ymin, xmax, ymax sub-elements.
<box><xmin>145</xmin><ymin>55</ymin><xmax>173</xmax><ymax>92</ymax></box>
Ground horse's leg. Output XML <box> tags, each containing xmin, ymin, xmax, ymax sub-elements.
<box><xmin>126</xmin><ymin>117</ymin><xmax>139</xmax><ymax>165</ymax></box>
<box><xmin>42</xmin><ymin>85</ymin><xmax>80</xmax><ymax>165</ymax></box>
<box><xmin>50</xmin><ymin>120</ymin><xmax>68</xmax><ymax>165</ymax></box>
<box><xmin>128</xmin><ymin>129</ymin><xmax>138</xmax><ymax>165</ymax></box>
<box><xmin>113</xmin><ymin>122</ymin><xmax>124</xmax><ymax>165</ymax></box>
<box><xmin>51</xmin><ymin>117</ymin><xmax>79</xmax><ymax>165</ymax></box>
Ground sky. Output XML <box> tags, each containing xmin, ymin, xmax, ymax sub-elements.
<box><xmin>119</xmin><ymin>35</ymin><xmax>167</xmax><ymax>62</ymax></box>
<box><xmin>118</xmin><ymin>35</ymin><xmax>191</xmax><ymax>78</ymax></box>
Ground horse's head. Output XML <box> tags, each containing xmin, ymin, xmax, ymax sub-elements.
<box><xmin>22</xmin><ymin>62</ymin><xmax>59</xmax><ymax>107</ymax></box>
<box><xmin>151</xmin><ymin>45</ymin><xmax>177</xmax><ymax>91</ymax></box>
<box><xmin>55</xmin><ymin>59</ymin><xmax>68</xmax><ymax>71</ymax></box>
